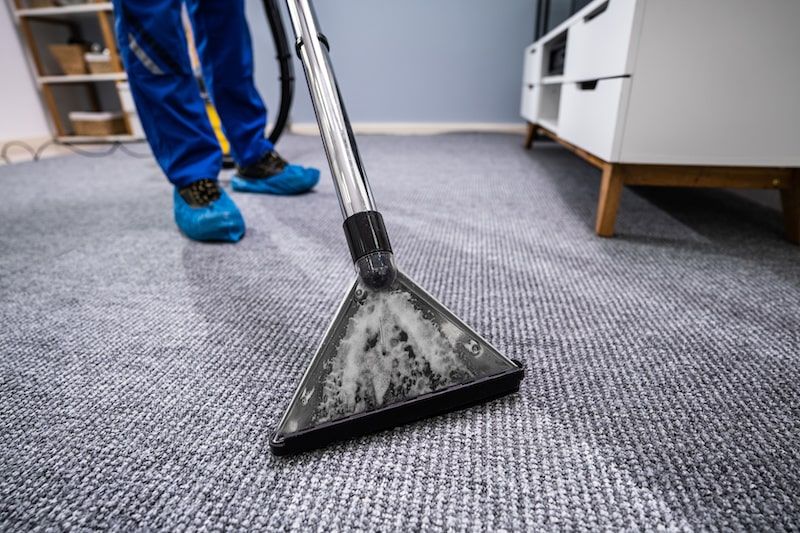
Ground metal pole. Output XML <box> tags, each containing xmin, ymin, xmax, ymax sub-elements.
<box><xmin>284</xmin><ymin>0</ymin><xmax>376</xmax><ymax>219</ymax></box>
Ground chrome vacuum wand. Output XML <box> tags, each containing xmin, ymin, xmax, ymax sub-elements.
<box><xmin>285</xmin><ymin>0</ymin><xmax>396</xmax><ymax>289</ymax></box>
<box><xmin>274</xmin><ymin>0</ymin><xmax>524</xmax><ymax>455</ymax></box>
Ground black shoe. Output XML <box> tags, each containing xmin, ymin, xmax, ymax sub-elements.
<box><xmin>178</xmin><ymin>178</ymin><xmax>222</xmax><ymax>207</ymax></box>
<box><xmin>236</xmin><ymin>151</ymin><xmax>289</xmax><ymax>180</ymax></box>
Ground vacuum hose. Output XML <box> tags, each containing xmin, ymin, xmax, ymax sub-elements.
<box><xmin>263</xmin><ymin>0</ymin><xmax>294</xmax><ymax>144</ymax></box>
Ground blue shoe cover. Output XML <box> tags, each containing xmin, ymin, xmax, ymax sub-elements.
<box><xmin>173</xmin><ymin>188</ymin><xmax>245</xmax><ymax>242</ymax></box>
<box><xmin>231</xmin><ymin>165</ymin><xmax>320</xmax><ymax>195</ymax></box>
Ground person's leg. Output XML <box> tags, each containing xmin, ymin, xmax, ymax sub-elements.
<box><xmin>113</xmin><ymin>0</ymin><xmax>244</xmax><ymax>241</ymax></box>
<box><xmin>188</xmin><ymin>0</ymin><xmax>319</xmax><ymax>195</ymax></box>
<box><xmin>186</xmin><ymin>0</ymin><xmax>271</xmax><ymax>167</ymax></box>
<box><xmin>112</xmin><ymin>0</ymin><xmax>221</xmax><ymax>187</ymax></box>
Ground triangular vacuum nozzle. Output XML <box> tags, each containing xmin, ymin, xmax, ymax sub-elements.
<box><xmin>270</xmin><ymin>272</ymin><xmax>524</xmax><ymax>455</ymax></box>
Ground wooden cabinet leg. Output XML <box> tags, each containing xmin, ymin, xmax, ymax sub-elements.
<box><xmin>780</xmin><ymin>170</ymin><xmax>800</xmax><ymax>244</ymax></box>
<box><xmin>595</xmin><ymin>163</ymin><xmax>624</xmax><ymax>237</ymax></box>
<box><xmin>523</xmin><ymin>123</ymin><xmax>536</xmax><ymax>149</ymax></box>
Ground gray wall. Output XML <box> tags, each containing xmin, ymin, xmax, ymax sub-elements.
<box><xmin>245</xmin><ymin>0</ymin><xmax>537</xmax><ymax>125</ymax></box>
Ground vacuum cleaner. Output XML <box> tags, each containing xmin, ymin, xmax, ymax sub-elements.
<box><xmin>270</xmin><ymin>0</ymin><xmax>524</xmax><ymax>455</ymax></box>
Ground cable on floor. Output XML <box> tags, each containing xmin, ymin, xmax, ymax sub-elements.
<box><xmin>1</xmin><ymin>141</ymin><xmax>37</xmax><ymax>165</ymax></box>
<box><xmin>0</xmin><ymin>139</ymin><xmax>152</xmax><ymax>164</ymax></box>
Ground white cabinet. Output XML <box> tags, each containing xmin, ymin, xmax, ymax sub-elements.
<box><xmin>558</xmin><ymin>78</ymin><xmax>629</xmax><ymax>161</ymax></box>
<box><xmin>520</xmin><ymin>83</ymin><xmax>539</xmax><ymax>123</ymax></box>
<box><xmin>617</xmin><ymin>0</ymin><xmax>800</xmax><ymax>166</ymax></box>
<box><xmin>519</xmin><ymin>0</ymin><xmax>800</xmax><ymax>167</ymax></box>
<box><xmin>519</xmin><ymin>0</ymin><xmax>800</xmax><ymax>242</ymax></box>
<box><xmin>522</xmin><ymin>44</ymin><xmax>541</xmax><ymax>85</ymax></box>
<box><xmin>520</xmin><ymin>43</ymin><xmax>541</xmax><ymax>123</ymax></box>
<box><xmin>563</xmin><ymin>0</ymin><xmax>640</xmax><ymax>82</ymax></box>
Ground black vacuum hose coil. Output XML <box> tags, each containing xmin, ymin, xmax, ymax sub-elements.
<box><xmin>263</xmin><ymin>0</ymin><xmax>294</xmax><ymax>144</ymax></box>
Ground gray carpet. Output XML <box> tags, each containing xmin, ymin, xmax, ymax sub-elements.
<box><xmin>1</xmin><ymin>133</ymin><xmax>799</xmax><ymax>531</ymax></box>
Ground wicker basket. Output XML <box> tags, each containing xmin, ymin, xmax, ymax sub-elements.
<box><xmin>49</xmin><ymin>44</ymin><xmax>88</xmax><ymax>75</ymax></box>
<box><xmin>85</xmin><ymin>52</ymin><xmax>116</xmax><ymax>74</ymax></box>
<box><xmin>69</xmin><ymin>112</ymin><xmax>127</xmax><ymax>136</ymax></box>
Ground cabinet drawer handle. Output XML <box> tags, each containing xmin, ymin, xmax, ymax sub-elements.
<box><xmin>529</xmin><ymin>48</ymin><xmax>537</xmax><ymax>55</ymax></box>
<box><xmin>527</xmin><ymin>84</ymin><xmax>535</xmax><ymax>89</ymax></box>
<box><xmin>577</xmin><ymin>80</ymin><xmax>598</xmax><ymax>91</ymax></box>
<box><xmin>584</xmin><ymin>0</ymin><xmax>609</xmax><ymax>23</ymax></box>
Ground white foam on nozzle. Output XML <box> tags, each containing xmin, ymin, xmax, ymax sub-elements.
<box><xmin>314</xmin><ymin>288</ymin><xmax>473</xmax><ymax>422</ymax></box>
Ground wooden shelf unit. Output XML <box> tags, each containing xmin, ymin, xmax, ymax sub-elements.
<box><xmin>16</xmin><ymin>2</ymin><xmax>111</xmax><ymax>17</ymax></box>
<box><xmin>7</xmin><ymin>0</ymin><xmax>143</xmax><ymax>142</ymax></box>
<box><xmin>56</xmin><ymin>134</ymin><xmax>143</xmax><ymax>144</ymax></box>
<box><xmin>39</xmin><ymin>72</ymin><xmax>127</xmax><ymax>84</ymax></box>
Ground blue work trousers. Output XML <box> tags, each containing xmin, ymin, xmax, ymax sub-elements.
<box><xmin>113</xmin><ymin>0</ymin><xmax>273</xmax><ymax>187</ymax></box>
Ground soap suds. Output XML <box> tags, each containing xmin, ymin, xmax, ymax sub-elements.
<box><xmin>314</xmin><ymin>288</ymin><xmax>474</xmax><ymax>422</ymax></box>
<box><xmin>300</xmin><ymin>387</ymin><xmax>314</xmax><ymax>405</ymax></box>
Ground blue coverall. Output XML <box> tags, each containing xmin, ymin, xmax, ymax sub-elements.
<box><xmin>113</xmin><ymin>0</ymin><xmax>273</xmax><ymax>188</ymax></box>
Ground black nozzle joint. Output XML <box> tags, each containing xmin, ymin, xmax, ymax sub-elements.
<box><xmin>343</xmin><ymin>211</ymin><xmax>396</xmax><ymax>289</ymax></box>
<box><xmin>343</xmin><ymin>211</ymin><xmax>391</xmax><ymax>261</ymax></box>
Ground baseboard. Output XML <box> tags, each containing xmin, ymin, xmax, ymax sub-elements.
<box><xmin>289</xmin><ymin>122</ymin><xmax>527</xmax><ymax>136</ymax></box>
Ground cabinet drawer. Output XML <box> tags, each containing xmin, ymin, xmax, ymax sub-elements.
<box><xmin>564</xmin><ymin>0</ymin><xmax>638</xmax><ymax>81</ymax></box>
<box><xmin>522</xmin><ymin>44</ymin><xmax>541</xmax><ymax>85</ymax></box>
<box><xmin>520</xmin><ymin>83</ymin><xmax>540</xmax><ymax>123</ymax></box>
<box><xmin>558</xmin><ymin>77</ymin><xmax>629</xmax><ymax>161</ymax></box>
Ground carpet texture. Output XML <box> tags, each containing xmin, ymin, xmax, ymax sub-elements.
<box><xmin>1</xmin><ymin>134</ymin><xmax>798</xmax><ymax>531</ymax></box>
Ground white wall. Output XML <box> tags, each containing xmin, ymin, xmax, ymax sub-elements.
<box><xmin>0</xmin><ymin>3</ymin><xmax>50</xmax><ymax>143</ymax></box>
